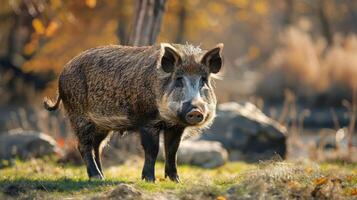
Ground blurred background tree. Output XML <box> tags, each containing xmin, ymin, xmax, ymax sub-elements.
<box><xmin>0</xmin><ymin>0</ymin><xmax>356</xmax><ymax>108</ymax></box>
<box><xmin>128</xmin><ymin>0</ymin><xmax>166</xmax><ymax>45</ymax></box>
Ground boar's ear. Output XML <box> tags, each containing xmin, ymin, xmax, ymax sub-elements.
<box><xmin>201</xmin><ymin>43</ymin><xmax>224</xmax><ymax>74</ymax></box>
<box><xmin>160</xmin><ymin>43</ymin><xmax>182</xmax><ymax>73</ymax></box>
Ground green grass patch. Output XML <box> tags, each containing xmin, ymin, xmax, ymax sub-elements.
<box><xmin>0</xmin><ymin>158</ymin><xmax>252</xmax><ymax>199</ymax></box>
<box><xmin>0</xmin><ymin>159</ymin><xmax>356</xmax><ymax>199</ymax></box>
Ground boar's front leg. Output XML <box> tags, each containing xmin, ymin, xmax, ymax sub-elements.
<box><xmin>139</xmin><ymin>127</ymin><xmax>160</xmax><ymax>182</ymax></box>
<box><xmin>164</xmin><ymin>126</ymin><xmax>184</xmax><ymax>183</ymax></box>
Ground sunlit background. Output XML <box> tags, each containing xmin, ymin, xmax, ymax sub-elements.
<box><xmin>1</xmin><ymin>0</ymin><xmax>357</xmax><ymax>164</ymax></box>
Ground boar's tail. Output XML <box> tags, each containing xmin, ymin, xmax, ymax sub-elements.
<box><xmin>44</xmin><ymin>95</ymin><xmax>61</xmax><ymax>111</ymax></box>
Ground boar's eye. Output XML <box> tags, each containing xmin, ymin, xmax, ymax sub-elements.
<box><xmin>175</xmin><ymin>77</ymin><xmax>184</xmax><ymax>87</ymax></box>
<box><xmin>200</xmin><ymin>77</ymin><xmax>208</xmax><ymax>87</ymax></box>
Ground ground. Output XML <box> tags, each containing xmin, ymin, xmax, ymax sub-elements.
<box><xmin>0</xmin><ymin>158</ymin><xmax>356</xmax><ymax>200</ymax></box>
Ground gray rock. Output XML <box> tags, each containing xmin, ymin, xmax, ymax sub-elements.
<box><xmin>0</xmin><ymin>129</ymin><xmax>60</xmax><ymax>161</ymax></box>
<box><xmin>176</xmin><ymin>139</ymin><xmax>228</xmax><ymax>168</ymax></box>
<box><xmin>158</xmin><ymin>139</ymin><xmax>228</xmax><ymax>168</ymax></box>
<box><xmin>200</xmin><ymin>102</ymin><xmax>287</xmax><ymax>162</ymax></box>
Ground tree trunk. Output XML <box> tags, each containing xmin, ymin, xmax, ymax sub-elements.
<box><xmin>175</xmin><ymin>0</ymin><xmax>187</xmax><ymax>43</ymax></box>
<box><xmin>128</xmin><ymin>0</ymin><xmax>167</xmax><ymax>46</ymax></box>
<box><xmin>317</xmin><ymin>0</ymin><xmax>333</xmax><ymax>46</ymax></box>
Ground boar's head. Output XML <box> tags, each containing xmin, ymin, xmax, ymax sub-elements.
<box><xmin>156</xmin><ymin>43</ymin><xmax>223</xmax><ymax>129</ymax></box>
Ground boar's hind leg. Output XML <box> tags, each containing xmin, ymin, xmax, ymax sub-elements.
<box><xmin>139</xmin><ymin>127</ymin><xmax>160</xmax><ymax>182</ymax></box>
<box><xmin>164</xmin><ymin>127</ymin><xmax>184</xmax><ymax>183</ymax></box>
<box><xmin>76</xmin><ymin>121</ymin><xmax>105</xmax><ymax>180</ymax></box>
<box><xmin>93</xmin><ymin>131</ymin><xmax>109</xmax><ymax>177</ymax></box>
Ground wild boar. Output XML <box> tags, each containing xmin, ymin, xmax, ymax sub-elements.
<box><xmin>44</xmin><ymin>43</ymin><xmax>224</xmax><ymax>182</ymax></box>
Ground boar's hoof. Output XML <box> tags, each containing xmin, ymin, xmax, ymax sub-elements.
<box><xmin>165</xmin><ymin>174</ymin><xmax>180</xmax><ymax>183</ymax></box>
<box><xmin>142</xmin><ymin>175</ymin><xmax>155</xmax><ymax>182</ymax></box>
<box><xmin>89</xmin><ymin>174</ymin><xmax>104</xmax><ymax>181</ymax></box>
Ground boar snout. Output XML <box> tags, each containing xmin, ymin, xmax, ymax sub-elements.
<box><xmin>181</xmin><ymin>101</ymin><xmax>206</xmax><ymax>125</ymax></box>
<box><xmin>185</xmin><ymin>108</ymin><xmax>204</xmax><ymax>125</ymax></box>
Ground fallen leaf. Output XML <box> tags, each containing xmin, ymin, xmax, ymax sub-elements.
<box><xmin>314</xmin><ymin>177</ymin><xmax>328</xmax><ymax>186</ymax></box>
<box><xmin>346</xmin><ymin>175</ymin><xmax>356</xmax><ymax>182</ymax></box>
<box><xmin>158</xmin><ymin>177</ymin><xmax>165</xmax><ymax>182</ymax></box>
<box><xmin>216</xmin><ymin>196</ymin><xmax>226</xmax><ymax>200</ymax></box>
<box><xmin>351</xmin><ymin>188</ymin><xmax>357</xmax><ymax>196</ymax></box>
<box><xmin>304</xmin><ymin>167</ymin><xmax>313</xmax><ymax>174</ymax></box>
<box><xmin>287</xmin><ymin>181</ymin><xmax>301</xmax><ymax>188</ymax></box>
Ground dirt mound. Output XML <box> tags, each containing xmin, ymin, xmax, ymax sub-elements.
<box><xmin>95</xmin><ymin>183</ymin><xmax>142</xmax><ymax>200</ymax></box>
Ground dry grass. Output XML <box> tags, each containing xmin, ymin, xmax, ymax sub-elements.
<box><xmin>227</xmin><ymin>160</ymin><xmax>357</xmax><ymax>200</ymax></box>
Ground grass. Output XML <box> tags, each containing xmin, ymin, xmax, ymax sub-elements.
<box><xmin>0</xmin><ymin>158</ymin><xmax>252</xmax><ymax>199</ymax></box>
<box><xmin>0</xmin><ymin>158</ymin><xmax>356</xmax><ymax>199</ymax></box>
